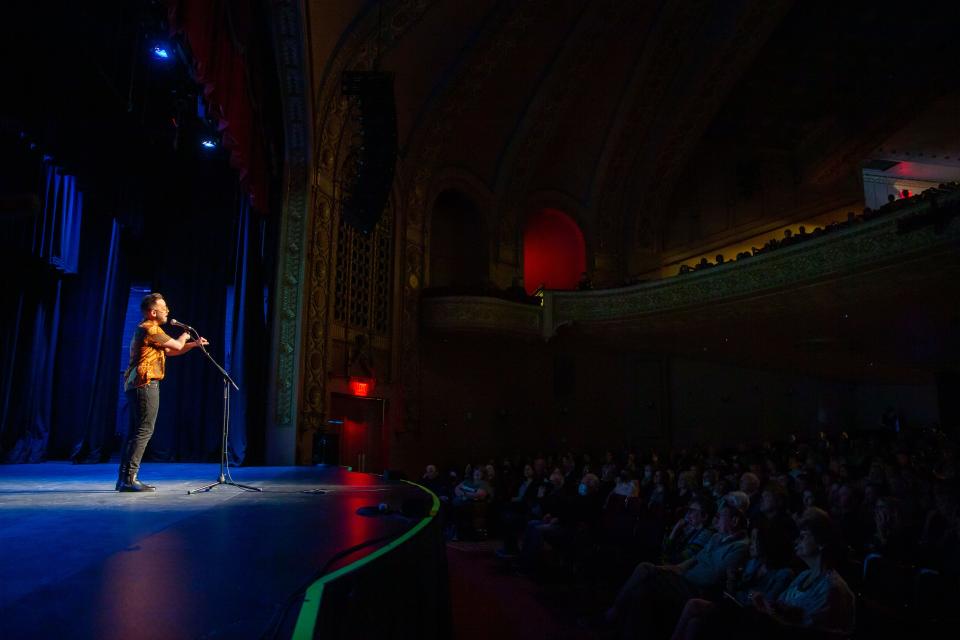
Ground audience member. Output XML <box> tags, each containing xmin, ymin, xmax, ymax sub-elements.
<box><xmin>751</xmin><ymin>508</ymin><xmax>855</xmax><ymax>636</ymax></box>
<box><xmin>661</xmin><ymin>495</ymin><xmax>716</xmax><ymax>565</ymax></box>
<box><xmin>600</xmin><ymin>497</ymin><xmax>749</xmax><ymax>636</ymax></box>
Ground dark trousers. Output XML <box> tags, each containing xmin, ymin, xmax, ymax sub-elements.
<box><xmin>616</xmin><ymin>563</ymin><xmax>704</xmax><ymax>638</ymax></box>
<box><xmin>119</xmin><ymin>381</ymin><xmax>159</xmax><ymax>480</ymax></box>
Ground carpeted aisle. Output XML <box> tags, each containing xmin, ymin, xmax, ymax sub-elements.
<box><xmin>446</xmin><ymin>540</ymin><xmax>599</xmax><ymax>640</ymax></box>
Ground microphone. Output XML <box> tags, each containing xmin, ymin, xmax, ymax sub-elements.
<box><xmin>169</xmin><ymin>318</ymin><xmax>196</xmax><ymax>332</ymax></box>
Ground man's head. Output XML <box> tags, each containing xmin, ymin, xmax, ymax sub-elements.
<box><xmin>424</xmin><ymin>464</ymin><xmax>438</xmax><ymax>480</ymax></box>
<box><xmin>140</xmin><ymin>293</ymin><xmax>169</xmax><ymax>324</ymax></box>
<box><xmin>795</xmin><ymin>507</ymin><xmax>841</xmax><ymax>567</ymax></box>
<box><xmin>739</xmin><ymin>472</ymin><xmax>760</xmax><ymax>495</ymax></box>
<box><xmin>549</xmin><ymin>469</ymin><xmax>564</xmax><ymax>488</ymax></box>
<box><xmin>760</xmin><ymin>483</ymin><xmax>787</xmax><ymax>516</ymax></box>
<box><xmin>717</xmin><ymin>500</ymin><xmax>748</xmax><ymax>535</ymax></box>
<box><xmin>685</xmin><ymin>496</ymin><xmax>714</xmax><ymax>529</ymax></box>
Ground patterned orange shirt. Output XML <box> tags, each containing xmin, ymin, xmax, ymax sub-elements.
<box><xmin>123</xmin><ymin>320</ymin><xmax>173</xmax><ymax>391</ymax></box>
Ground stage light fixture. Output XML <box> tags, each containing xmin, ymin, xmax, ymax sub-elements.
<box><xmin>151</xmin><ymin>45</ymin><xmax>172</xmax><ymax>61</ymax></box>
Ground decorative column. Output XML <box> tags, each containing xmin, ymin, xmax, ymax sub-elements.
<box><xmin>266</xmin><ymin>0</ymin><xmax>312</xmax><ymax>464</ymax></box>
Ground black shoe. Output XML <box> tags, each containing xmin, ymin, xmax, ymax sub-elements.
<box><xmin>119</xmin><ymin>480</ymin><xmax>156</xmax><ymax>492</ymax></box>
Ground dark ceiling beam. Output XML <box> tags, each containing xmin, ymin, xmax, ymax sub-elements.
<box><xmin>607</xmin><ymin>0</ymin><xmax>792</xmax><ymax>272</ymax></box>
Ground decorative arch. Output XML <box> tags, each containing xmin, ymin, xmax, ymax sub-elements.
<box><xmin>522</xmin><ymin>208</ymin><xmax>586</xmax><ymax>294</ymax></box>
<box><xmin>428</xmin><ymin>189</ymin><xmax>488</xmax><ymax>289</ymax></box>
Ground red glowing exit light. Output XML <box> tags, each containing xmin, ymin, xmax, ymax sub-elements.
<box><xmin>349</xmin><ymin>377</ymin><xmax>375</xmax><ymax>397</ymax></box>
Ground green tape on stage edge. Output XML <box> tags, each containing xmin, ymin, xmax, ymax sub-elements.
<box><xmin>291</xmin><ymin>479</ymin><xmax>439</xmax><ymax>640</ymax></box>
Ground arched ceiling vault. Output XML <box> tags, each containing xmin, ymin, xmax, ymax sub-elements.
<box><xmin>305</xmin><ymin>0</ymin><xmax>960</xmax><ymax>272</ymax></box>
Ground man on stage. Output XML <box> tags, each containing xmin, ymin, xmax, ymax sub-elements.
<box><xmin>117</xmin><ymin>293</ymin><xmax>208</xmax><ymax>492</ymax></box>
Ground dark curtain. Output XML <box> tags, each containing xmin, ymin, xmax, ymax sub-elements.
<box><xmin>1</xmin><ymin>161</ymin><xmax>83</xmax><ymax>463</ymax></box>
<box><xmin>0</xmin><ymin>279</ymin><xmax>62</xmax><ymax>463</ymax></box>
<box><xmin>57</xmin><ymin>217</ymin><xmax>130</xmax><ymax>463</ymax></box>
<box><xmin>1</xmin><ymin>187</ymin><xmax>270</xmax><ymax>466</ymax></box>
<box><xmin>140</xmin><ymin>180</ymin><xmax>268</xmax><ymax>466</ymax></box>
<box><xmin>224</xmin><ymin>195</ymin><xmax>269</xmax><ymax>465</ymax></box>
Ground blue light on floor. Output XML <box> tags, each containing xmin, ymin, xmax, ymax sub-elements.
<box><xmin>200</xmin><ymin>138</ymin><xmax>217</xmax><ymax>149</ymax></box>
<box><xmin>152</xmin><ymin>46</ymin><xmax>171</xmax><ymax>60</ymax></box>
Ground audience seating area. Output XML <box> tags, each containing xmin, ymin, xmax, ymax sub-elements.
<box><xmin>676</xmin><ymin>182</ymin><xmax>960</xmax><ymax>275</ymax></box>
<box><xmin>422</xmin><ymin>424</ymin><xmax>960</xmax><ymax>639</ymax></box>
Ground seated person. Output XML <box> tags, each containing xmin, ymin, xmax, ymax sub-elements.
<box><xmin>755</xmin><ymin>483</ymin><xmax>799</xmax><ymax>551</ymax></box>
<box><xmin>420</xmin><ymin>464</ymin><xmax>450</xmax><ymax>501</ymax></box>
<box><xmin>864</xmin><ymin>495</ymin><xmax>912</xmax><ymax>563</ymax></box>
<box><xmin>608</xmin><ymin>468</ymin><xmax>640</xmax><ymax>500</ymax></box>
<box><xmin>452</xmin><ymin>466</ymin><xmax>494</xmax><ymax>538</ymax></box>
<box><xmin>662</xmin><ymin>495</ymin><xmax>716</xmax><ymax>565</ymax></box>
<box><xmin>517</xmin><ymin>473</ymin><xmax>603</xmax><ymax>569</ymax></box>
<box><xmin>751</xmin><ymin>508</ymin><xmax>856</xmax><ymax>637</ymax></box>
<box><xmin>496</xmin><ymin>464</ymin><xmax>539</xmax><ymax>557</ymax></box>
<box><xmin>734</xmin><ymin>523</ymin><xmax>796</xmax><ymax>604</ymax></box>
<box><xmin>599</xmin><ymin>451</ymin><xmax>619</xmax><ymax>486</ymax></box>
<box><xmin>647</xmin><ymin>469</ymin><xmax>674</xmax><ymax>511</ymax></box>
<box><xmin>670</xmin><ymin>524</ymin><xmax>796</xmax><ymax>640</ymax></box>
<box><xmin>599</xmin><ymin>497</ymin><xmax>749</xmax><ymax>635</ymax></box>
<box><xmin>453</xmin><ymin>466</ymin><xmax>493</xmax><ymax>503</ymax></box>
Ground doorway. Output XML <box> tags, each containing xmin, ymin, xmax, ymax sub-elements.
<box><xmin>328</xmin><ymin>393</ymin><xmax>386</xmax><ymax>473</ymax></box>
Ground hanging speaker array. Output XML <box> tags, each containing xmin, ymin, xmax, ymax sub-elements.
<box><xmin>340</xmin><ymin>71</ymin><xmax>397</xmax><ymax>234</ymax></box>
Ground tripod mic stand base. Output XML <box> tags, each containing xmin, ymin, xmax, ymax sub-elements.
<box><xmin>187</xmin><ymin>474</ymin><xmax>262</xmax><ymax>495</ymax></box>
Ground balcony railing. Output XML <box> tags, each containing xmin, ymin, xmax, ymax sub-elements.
<box><xmin>420</xmin><ymin>193</ymin><xmax>960</xmax><ymax>339</ymax></box>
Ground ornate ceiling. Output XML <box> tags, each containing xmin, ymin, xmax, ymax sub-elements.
<box><xmin>304</xmin><ymin>0</ymin><xmax>959</xmax><ymax>273</ymax></box>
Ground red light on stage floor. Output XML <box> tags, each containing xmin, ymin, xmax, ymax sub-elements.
<box><xmin>349</xmin><ymin>377</ymin><xmax>375</xmax><ymax>397</ymax></box>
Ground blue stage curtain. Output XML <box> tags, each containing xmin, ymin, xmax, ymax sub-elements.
<box><xmin>143</xmin><ymin>187</ymin><xmax>269</xmax><ymax>466</ymax></box>
<box><xmin>59</xmin><ymin>218</ymin><xmax>129</xmax><ymax>463</ymax></box>
<box><xmin>34</xmin><ymin>166</ymin><xmax>82</xmax><ymax>274</ymax></box>
<box><xmin>226</xmin><ymin>197</ymin><xmax>251</xmax><ymax>464</ymax></box>
<box><xmin>223</xmin><ymin>194</ymin><xmax>270</xmax><ymax>465</ymax></box>
<box><xmin>0</xmin><ymin>160</ymin><xmax>84</xmax><ymax>463</ymax></box>
<box><xmin>0</xmin><ymin>279</ymin><xmax>62</xmax><ymax>463</ymax></box>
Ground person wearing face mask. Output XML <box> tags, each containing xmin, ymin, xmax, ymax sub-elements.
<box><xmin>701</xmin><ymin>469</ymin><xmax>719</xmax><ymax>494</ymax></box>
<box><xmin>640</xmin><ymin>463</ymin><xmax>655</xmax><ymax>490</ymax></box>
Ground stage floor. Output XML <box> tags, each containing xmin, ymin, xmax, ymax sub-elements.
<box><xmin>0</xmin><ymin>462</ymin><xmax>429</xmax><ymax>639</ymax></box>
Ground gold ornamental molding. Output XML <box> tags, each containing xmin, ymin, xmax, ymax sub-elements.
<box><xmin>421</xmin><ymin>296</ymin><xmax>542</xmax><ymax>338</ymax></box>
<box><xmin>421</xmin><ymin>195</ymin><xmax>959</xmax><ymax>339</ymax></box>
<box><xmin>549</xmin><ymin>197</ymin><xmax>960</xmax><ymax>331</ymax></box>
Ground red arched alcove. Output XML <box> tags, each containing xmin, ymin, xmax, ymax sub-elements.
<box><xmin>523</xmin><ymin>208</ymin><xmax>586</xmax><ymax>294</ymax></box>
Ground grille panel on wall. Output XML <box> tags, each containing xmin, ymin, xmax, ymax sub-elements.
<box><xmin>333</xmin><ymin>202</ymin><xmax>393</xmax><ymax>336</ymax></box>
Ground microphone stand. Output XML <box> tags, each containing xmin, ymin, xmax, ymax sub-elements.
<box><xmin>185</xmin><ymin>326</ymin><xmax>262</xmax><ymax>495</ymax></box>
